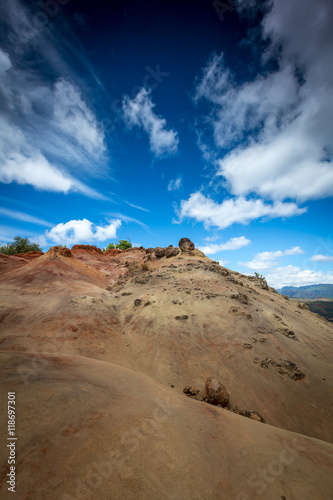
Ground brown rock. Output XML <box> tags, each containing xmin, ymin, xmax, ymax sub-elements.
<box><xmin>154</xmin><ymin>247</ymin><xmax>166</xmax><ymax>258</ymax></box>
<box><xmin>46</xmin><ymin>246</ymin><xmax>73</xmax><ymax>258</ymax></box>
<box><xmin>71</xmin><ymin>245</ymin><xmax>102</xmax><ymax>254</ymax></box>
<box><xmin>179</xmin><ymin>238</ymin><xmax>195</xmax><ymax>253</ymax></box>
<box><xmin>166</xmin><ymin>247</ymin><xmax>180</xmax><ymax>258</ymax></box>
<box><xmin>205</xmin><ymin>377</ymin><xmax>229</xmax><ymax>407</ymax></box>
<box><xmin>103</xmin><ymin>249</ymin><xmax>122</xmax><ymax>256</ymax></box>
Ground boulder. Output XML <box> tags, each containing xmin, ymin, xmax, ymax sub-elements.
<box><xmin>179</xmin><ymin>238</ymin><xmax>195</xmax><ymax>253</ymax></box>
<box><xmin>47</xmin><ymin>246</ymin><xmax>73</xmax><ymax>258</ymax></box>
<box><xmin>166</xmin><ymin>247</ymin><xmax>180</xmax><ymax>258</ymax></box>
<box><xmin>154</xmin><ymin>247</ymin><xmax>166</xmax><ymax>258</ymax></box>
<box><xmin>205</xmin><ymin>377</ymin><xmax>229</xmax><ymax>407</ymax></box>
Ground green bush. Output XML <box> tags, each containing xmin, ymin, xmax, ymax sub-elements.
<box><xmin>103</xmin><ymin>240</ymin><xmax>132</xmax><ymax>252</ymax></box>
<box><xmin>254</xmin><ymin>272</ymin><xmax>267</xmax><ymax>283</ymax></box>
<box><xmin>0</xmin><ymin>236</ymin><xmax>42</xmax><ymax>255</ymax></box>
<box><xmin>116</xmin><ymin>240</ymin><xmax>132</xmax><ymax>250</ymax></box>
<box><xmin>103</xmin><ymin>242</ymin><xmax>116</xmax><ymax>252</ymax></box>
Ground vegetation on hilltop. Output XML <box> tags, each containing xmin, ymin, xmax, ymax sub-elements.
<box><xmin>103</xmin><ymin>240</ymin><xmax>132</xmax><ymax>251</ymax></box>
<box><xmin>0</xmin><ymin>236</ymin><xmax>42</xmax><ymax>255</ymax></box>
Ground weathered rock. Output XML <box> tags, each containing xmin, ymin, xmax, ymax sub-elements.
<box><xmin>297</xmin><ymin>302</ymin><xmax>309</xmax><ymax>310</ymax></box>
<box><xmin>146</xmin><ymin>248</ymin><xmax>154</xmax><ymax>254</ymax></box>
<box><xmin>71</xmin><ymin>245</ymin><xmax>102</xmax><ymax>254</ymax></box>
<box><xmin>103</xmin><ymin>248</ymin><xmax>122</xmax><ymax>256</ymax></box>
<box><xmin>47</xmin><ymin>246</ymin><xmax>73</xmax><ymax>258</ymax></box>
<box><xmin>179</xmin><ymin>238</ymin><xmax>195</xmax><ymax>253</ymax></box>
<box><xmin>134</xmin><ymin>299</ymin><xmax>142</xmax><ymax>306</ymax></box>
<box><xmin>205</xmin><ymin>377</ymin><xmax>229</xmax><ymax>407</ymax></box>
<box><xmin>166</xmin><ymin>247</ymin><xmax>180</xmax><ymax>258</ymax></box>
<box><xmin>154</xmin><ymin>247</ymin><xmax>166</xmax><ymax>258</ymax></box>
<box><xmin>12</xmin><ymin>251</ymin><xmax>44</xmax><ymax>260</ymax></box>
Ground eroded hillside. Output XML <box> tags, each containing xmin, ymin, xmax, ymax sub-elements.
<box><xmin>1</xmin><ymin>241</ymin><xmax>332</xmax><ymax>499</ymax></box>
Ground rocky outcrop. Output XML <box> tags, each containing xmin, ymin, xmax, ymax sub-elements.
<box><xmin>12</xmin><ymin>251</ymin><xmax>44</xmax><ymax>260</ymax></box>
<box><xmin>46</xmin><ymin>246</ymin><xmax>73</xmax><ymax>258</ymax></box>
<box><xmin>103</xmin><ymin>248</ymin><xmax>122</xmax><ymax>256</ymax></box>
<box><xmin>154</xmin><ymin>247</ymin><xmax>166</xmax><ymax>258</ymax></box>
<box><xmin>179</xmin><ymin>238</ymin><xmax>195</xmax><ymax>253</ymax></box>
<box><xmin>71</xmin><ymin>245</ymin><xmax>102</xmax><ymax>254</ymax></box>
<box><xmin>205</xmin><ymin>377</ymin><xmax>229</xmax><ymax>407</ymax></box>
<box><xmin>166</xmin><ymin>246</ymin><xmax>180</xmax><ymax>258</ymax></box>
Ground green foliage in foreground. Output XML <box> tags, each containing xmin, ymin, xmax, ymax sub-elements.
<box><xmin>102</xmin><ymin>240</ymin><xmax>132</xmax><ymax>252</ymax></box>
<box><xmin>254</xmin><ymin>272</ymin><xmax>267</xmax><ymax>284</ymax></box>
<box><xmin>0</xmin><ymin>236</ymin><xmax>42</xmax><ymax>255</ymax></box>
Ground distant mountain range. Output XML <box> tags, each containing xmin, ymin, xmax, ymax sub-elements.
<box><xmin>277</xmin><ymin>284</ymin><xmax>333</xmax><ymax>299</ymax></box>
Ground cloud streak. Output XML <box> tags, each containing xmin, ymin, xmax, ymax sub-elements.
<box><xmin>0</xmin><ymin>1</ymin><xmax>108</xmax><ymax>198</ymax></box>
<box><xmin>0</xmin><ymin>207</ymin><xmax>52</xmax><ymax>227</ymax></box>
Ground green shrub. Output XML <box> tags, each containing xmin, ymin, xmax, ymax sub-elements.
<box><xmin>116</xmin><ymin>240</ymin><xmax>132</xmax><ymax>250</ymax></box>
<box><xmin>0</xmin><ymin>236</ymin><xmax>42</xmax><ymax>255</ymax></box>
<box><xmin>103</xmin><ymin>242</ymin><xmax>116</xmax><ymax>252</ymax></box>
<box><xmin>254</xmin><ymin>272</ymin><xmax>267</xmax><ymax>284</ymax></box>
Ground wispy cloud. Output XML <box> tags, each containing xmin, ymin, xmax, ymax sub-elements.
<box><xmin>125</xmin><ymin>201</ymin><xmax>149</xmax><ymax>212</ymax></box>
<box><xmin>177</xmin><ymin>192</ymin><xmax>306</xmax><ymax>230</ymax></box>
<box><xmin>0</xmin><ymin>1</ymin><xmax>108</xmax><ymax>198</ymax></box>
<box><xmin>311</xmin><ymin>254</ymin><xmax>333</xmax><ymax>262</ymax></box>
<box><xmin>104</xmin><ymin>212</ymin><xmax>149</xmax><ymax>230</ymax></box>
<box><xmin>240</xmin><ymin>246</ymin><xmax>304</xmax><ymax>271</ymax></box>
<box><xmin>0</xmin><ymin>207</ymin><xmax>52</xmax><ymax>227</ymax></box>
<box><xmin>194</xmin><ymin>0</ymin><xmax>333</xmax><ymax>202</ymax></box>
<box><xmin>168</xmin><ymin>176</ymin><xmax>182</xmax><ymax>191</ymax></box>
<box><xmin>198</xmin><ymin>236</ymin><xmax>251</xmax><ymax>255</ymax></box>
<box><xmin>122</xmin><ymin>88</ymin><xmax>179</xmax><ymax>157</ymax></box>
<box><xmin>44</xmin><ymin>218</ymin><xmax>122</xmax><ymax>246</ymax></box>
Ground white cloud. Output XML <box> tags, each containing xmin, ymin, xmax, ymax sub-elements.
<box><xmin>218</xmin><ymin>259</ymin><xmax>230</xmax><ymax>267</ymax></box>
<box><xmin>45</xmin><ymin>219</ymin><xmax>122</xmax><ymax>246</ymax></box>
<box><xmin>198</xmin><ymin>236</ymin><xmax>251</xmax><ymax>255</ymax></box>
<box><xmin>168</xmin><ymin>176</ymin><xmax>182</xmax><ymax>191</ymax></box>
<box><xmin>311</xmin><ymin>254</ymin><xmax>333</xmax><ymax>262</ymax></box>
<box><xmin>177</xmin><ymin>192</ymin><xmax>306</xmax><ymax>229</ymax></box>
<box><xmin>195</xmin><ymin>0</ymin><xmax>333</xmax><ymax>202</ymax></box>
<box><xmin>240</xmin><ymin>246</ymin><xmax>304</xmax><ymax>270</ymax></box>
<box><xmin>104</xmin><ymin>212</ymin><xmax>149</xmax><ymax>230</ymax></box>
<box><xmin>122</xmin><ymin>88</ymin><xmax>179</xmax><ymax>157</ymax></box>
<box><xmin>265</xmin><ymin>266</ymin><xmax>333</xmax><ymax>289</ymax></box>
<box><xmin>53</xmin><ymin>79</ymin><xmax>105</xmax><ymax>156</ymax></box>
<box><xmin>0</xmin><ymin>3</ymin><xmax>108</xmax><ymax>198</ymax></box>
<box><xmin>125</xmin><ymin>201</ymin><xmax>149</xmax><ymax>212</ymax></box>
<box><xmin>0</xmin><ymin>207</ymin><xmax>52</xmax><ymax>227</ymax></box>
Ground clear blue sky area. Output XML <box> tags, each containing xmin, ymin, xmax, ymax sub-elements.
<box><xmin>0</xmin><ymin>0</ymin><xmax>332</xmax><ymax>288</ymax></box>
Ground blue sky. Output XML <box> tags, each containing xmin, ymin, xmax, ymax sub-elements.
<box><xmin>0</xmin><ymin>0</ymin><xmax>332</xmax><ymax>288</ymax></box>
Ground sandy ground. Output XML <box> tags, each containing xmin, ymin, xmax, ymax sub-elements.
<box><xmin>0</xmin><ymin>245</ymin><xmax>332</xmax><ymax>499</ymax></box>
